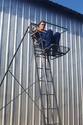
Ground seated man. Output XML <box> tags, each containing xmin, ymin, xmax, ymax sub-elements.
<box><xmin>33</xmin><ymin>20</ymin><xmax>61</xmax><ymax>51</ymax></box>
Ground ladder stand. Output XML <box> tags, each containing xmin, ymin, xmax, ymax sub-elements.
<box><xmin>32</xmin><ymin>38</ymin><xmax>64</xmax><ymax>125</ymax></box>
<box><xmin>31</xmin><ymin>22</ymin><xmax>70</xmax><ymax>125</ymax></box>
<box><xmin>0</xmin><ymin>22</ymin><xmax>70</xmax><ymax>125</ymax></box>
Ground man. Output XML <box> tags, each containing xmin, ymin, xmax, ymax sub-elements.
<box><xmin>33</xmin><ymin>20</ymin><xmax>61</xmax><ymax>51</ymax></box>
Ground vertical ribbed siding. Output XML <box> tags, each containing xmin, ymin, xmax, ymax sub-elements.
<box><xmin>78</xmin><ymin>23</ymin><xmax>83</xmax><ymax>125</ymax></box>
<box><xmin>0</xmin><ymin>0</ymin><xmax>4</xmax><ymax>74</ymax></box>
<box><xmin>69</xmin><ymin>19</ymin><xmax>74</xmax><ymax>125</ymax></box>
<box><xmin>0</xmin><ymin>0</ymin><xmax>83</xmax><ymax>125</ymax></box>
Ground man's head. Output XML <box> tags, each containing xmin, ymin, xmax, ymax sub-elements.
<box><xmin>37</xmin><ymin>20</ymin><xmax>46</xmax><ymax>31</ymax></box>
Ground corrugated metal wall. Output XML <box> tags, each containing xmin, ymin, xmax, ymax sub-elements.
<box><xmin>0</xmin><ymin>0</ymin><xmax>83</xmax><ymax>125</ymax></box>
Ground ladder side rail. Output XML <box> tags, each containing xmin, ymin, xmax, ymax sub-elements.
<box><xmin>33</xmin><ymin>39</ymin><xmax>47</xmax><ymax>125</ymax></box>
<box><xmin>35</xmin><ymin>51</ymin><xmax>55</xmax><ymax>125</ymax></box>
<box><xmin>47</xmin><ymin>58</ymin><xmax>62</xmax><ymax>125</ymax></box>
<box><xmin>41</xmin><ymin>56</ymin><xmax>54</xmax><ymax>125</ymax></box>
<box><xmin>43</xmin><ymin>56</ymin><xmax>57</xmax><ymax>124</ymax></box>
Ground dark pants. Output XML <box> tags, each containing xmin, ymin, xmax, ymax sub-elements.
<box><xmin>39</xmin><ymin>29</ymin><xmax>61</xmax><ymax>49</ymax></box>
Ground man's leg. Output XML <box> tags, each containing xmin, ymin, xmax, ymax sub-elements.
<box><xmin>53</xmin><ymin>32</ymin><xmax>61</xmax><ymax>45</ymax></box>
<box><xmin>52</xmin><ymin>32</ymin><xmax>61</xmax><ymax>56</ymax></box>
<box><xmin>45</xmin><ymin>29</ymin><xmax>53</xmax><ymax>48</ymax></box>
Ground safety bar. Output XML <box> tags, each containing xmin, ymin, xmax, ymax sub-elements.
<box><xmin>30</xmin><ymin>21</ymin><xmax>68</xmax><ymax>33</ymax></box>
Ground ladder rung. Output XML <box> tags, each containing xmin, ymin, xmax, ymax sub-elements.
<box><xmin>35</xmin><ymin>55</ymin><xmax>46</xmax><ymax>58</ymax></box>
<box><xmin>35</xmin><ymin>51</ymin><xmax>42</xmax><ymax>54</ymax></box>
<box><xmin>35</xmin><ymin>49</ymin><xmax>42</xmax><ymax>52</ymax></box>
<box><xmin>34</xmin><ymin>45</ymin><xmax>39</xmax><ymax>47</ymax></box>
<box><xmin>34</xmin><ymin>53</ymin><xmax>43</xmax><ymax>55</ymax></box>
<box><xmin>35</xmin><ymin>54</ymin><xmax>45</xmax><ymax>56</ymax></box>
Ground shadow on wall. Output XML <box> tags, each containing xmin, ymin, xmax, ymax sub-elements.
<box><xmin>0</xmin><ymin>0</ymin><xmax>31</xmax><ymax>19</ymax></box>
<box><xmin>0</xmin><ymin>0</ymin><xmax>48</xmax><ymax>20</ymax></box>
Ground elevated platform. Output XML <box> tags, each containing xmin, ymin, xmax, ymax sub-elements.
<box><xmin>34</xmin><ymin>43</ymin><xmax>70</xmax><ymax>59</ymax></box>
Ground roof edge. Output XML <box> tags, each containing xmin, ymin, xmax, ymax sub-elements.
<box><xmin>30</xmin><ymin>0</ymin><xmax>83</xmax><ymax>21</ymax></box>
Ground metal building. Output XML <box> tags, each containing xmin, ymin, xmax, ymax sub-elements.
<box><xmin>0</xmin><ymin>0</ymin><xmax>83</xmax><ymax>125</ymax></box>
